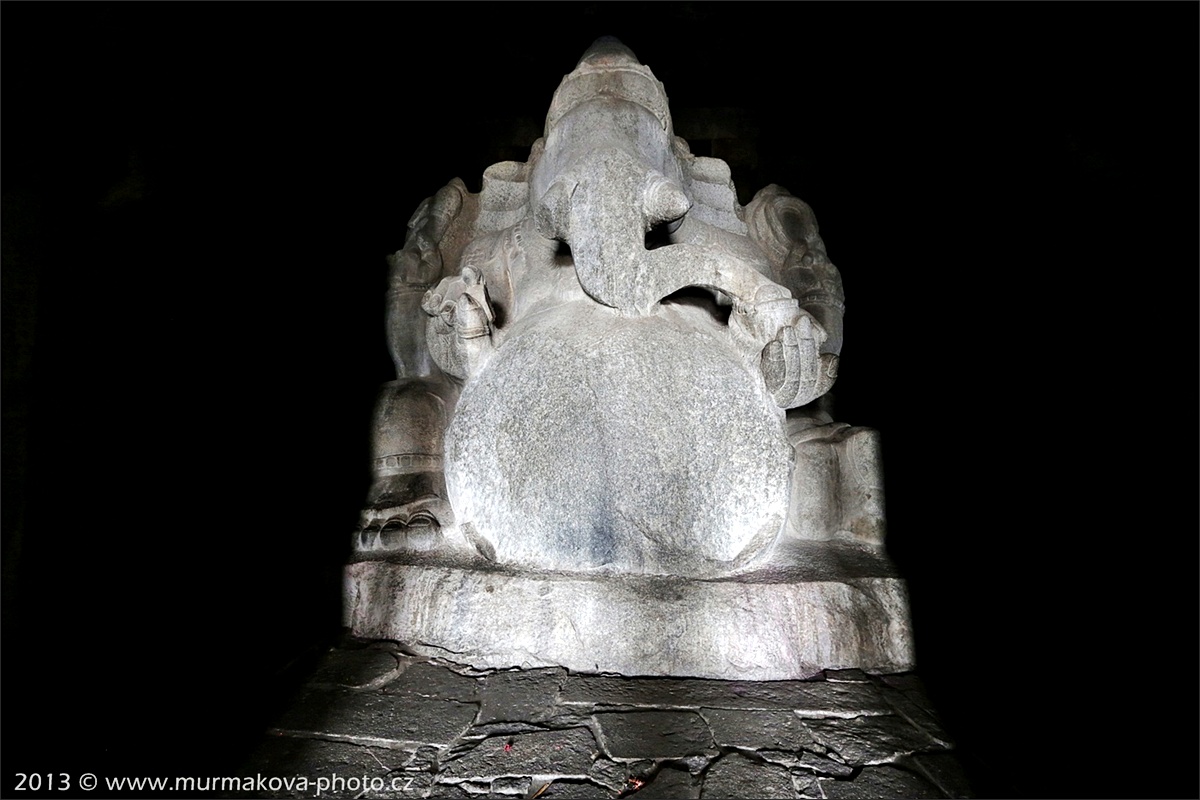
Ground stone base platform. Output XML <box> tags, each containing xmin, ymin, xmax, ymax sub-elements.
<box><xmin>343</xmin><ymin>543</ymin><xmax>914</xmax><ymax>682</ymax></box>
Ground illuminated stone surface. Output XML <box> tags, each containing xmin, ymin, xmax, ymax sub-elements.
<box><xmin>349</xmin><ymin>37</ymin><xmax>909</xmax><ymax>679</ymax></box>
<box><xmin>345</xmin><ymin>556</ymin><xmax>912</xmax><ymax>681</ymax></box>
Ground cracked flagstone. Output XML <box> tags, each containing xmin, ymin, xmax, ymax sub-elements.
<box><xmin>309</xmin><ymin>645</ymin><xmax>403</xmax><ymax>690</ymax></box>
<box><xmin>700</xmin><ymin>752</ymin><xmax>794</xmax><ymax>799</ymax></box>
<box><xmin>593</xmin><ymin>710</ymin><xmax>714</xmax><ymax>759</ymax></box>
<box><xmin>478</xmin><ymin>668</ymin><xmax>567</xmax><ymax>724</ymax></box>
<box><xmin>701</xmin><ymin>707</ymin><xmax>816</xmax><ymax>751</ymax></box>
<box><xmin>801</xmin><ymin>714</ymin><xmax>944</xmax><ymax>766</ymax></box>
<box><xmin>272</xmin><ymin>688</ymin><xmax>478</xmax><ymax>749</ymax></box>
<box><xmin>819</xmin><ymin>764</ymin><xmax>943</xmax><ymax>798</ymax></box>
<box><xmin>232</xmin><ymin>639</ymin><xmax>972</xmax><ymax>799</ymax></box>
<box><xmin>438</xmin><ymin>727</ymin><xmax>599</xmax><ymax>783</ymax></box>
<box><xmin>382</xmin><ymin>660</ymin><xmax>482</xmax><ymax>702</ymax></box>
<box><xmin>635</xmin><ymin>764</ymin><xmax>702</xmax><ymax>799</ymax></box>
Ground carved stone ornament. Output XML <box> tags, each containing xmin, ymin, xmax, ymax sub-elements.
<box><xmin>344</xmin><ymin>38</ymin><xmax>912</xmax><ymax>680</ymax></box>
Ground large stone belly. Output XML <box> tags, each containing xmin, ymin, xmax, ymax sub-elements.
<box><xmin>444</xmin><ymin>302</ymin><xmax>791</xmax><ymax>577</ymax></box>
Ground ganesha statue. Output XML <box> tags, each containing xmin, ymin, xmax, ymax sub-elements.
<box><xmin>358</xmin><ymin>36</ymin><xmax>883</xmax><ymax>571</ymax></box>
<box><xmin>346</xmin><ymin>38</ymin><xmax>908</xmax><ymax>680</ymax></box>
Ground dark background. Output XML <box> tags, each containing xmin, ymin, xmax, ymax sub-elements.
<box><xmin>3</xmin><ymin>3</ymin><xmax>1196</xmax><ymax>798</ymax></box>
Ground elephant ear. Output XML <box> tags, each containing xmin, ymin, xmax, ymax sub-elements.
<box><xmin>681</xmin><ymin>154</ymin><xmax>747</xmax><ymax>235</ymax></box>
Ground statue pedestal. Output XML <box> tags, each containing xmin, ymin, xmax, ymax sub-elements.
<box><xmin>343</xmin><ymin>542</ymin><xmax>914</xmax><ymax>681</ymax></box>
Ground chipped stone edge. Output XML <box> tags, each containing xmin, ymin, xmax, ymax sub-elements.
<box><xmin>344</xmin><ymin>562</ymin><xmax>915</xmax><ymax>681</ymax></box>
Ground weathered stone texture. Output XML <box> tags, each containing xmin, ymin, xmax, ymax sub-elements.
<box><xmin>309</xmin><ymin>645</ymin><xmax>401</xmax><ymax>689</ymax></box>
<box><xmin>438</xmin><ymin>727</ymin><xmax>599</xmax><ymax>782</ymax></box>
<box><xmin>235</xmin><ymin>641</ymin><xmax>970</xmax><ymax>799</ymax></box>
<box><xmin>346</xmin><ymin>562</ymin><xmax>915</xmax><ymax>681</ymax></box>
<box><xmin>702</xmin><ymin>707</ymin><xmax>815</xmax><ymax>750</ymax></box>
<box><xmin>636</xmin><ymin>766</ymin><xmax>702</xmax><ymax>799</ymax></box>
<box><xmin>382</xmin><ymin>660</ymin><xmax>481</xmax><ymax>702</ymax></box>
<box><xmin>272</xmin><ymin>689</ymin><xmax>477</xmax><ymax>748</ymax></box>
<box><xmin>819</xmin><ymin>764</ymin><xmax>943</xmax><ymax>799</ymax></box>
<box><xmin>802</xmin><ymin>714</ymin><xmax>944</xmax><ymax>766</ymax></box>
<box><xmin>700</xmin><ymin>752</ymin><xmax>794</xmax><ymax>799</ymax></box>
<box><xmin>232</xmin><ymin>738</ymin><xmax>413</xmax><ymax>798</ymax></box>
<box><xmin>594</xmin><ymin>710</ymin><xmax>714</xmax><ymax>759</ymax></box>
<box><xmin>477</xmin><ymin>667</ymin><xmax>565</xmax><ymax>724</ymax></box>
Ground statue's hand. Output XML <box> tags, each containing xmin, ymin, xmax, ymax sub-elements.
<box><xmin>730</xmin><ymin>288</ymin><xmax>833</xmax><ymax>408</ymax></box>
<box><xmin>730</xmin><ymin>286</ymin><xmax>802</xmax><ymax>344</ymax></box>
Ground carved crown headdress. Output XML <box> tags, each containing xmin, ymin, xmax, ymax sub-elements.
<box><xmin>543</xmin><ymin>37</ymin><xmax>674</xmax><ymax>136</ymax></box>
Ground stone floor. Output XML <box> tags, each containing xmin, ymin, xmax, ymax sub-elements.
<box><xmin>231</xmin><ymin>639</ymin><xmax>971</xmax><ymax>799</ymax></box>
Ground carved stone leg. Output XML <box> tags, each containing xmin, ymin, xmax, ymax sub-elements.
<box><xmin>785</xmin><ymin>417</ymin><xmax>886</xmax><ymax>547</ymax></box>
<box><xmin>358</xmin><ymin>379</ymin><xmax>460</xmax><ymax>553</ymax></box>
<box><xmin>837</xmin><ymin>426</ymin><xmax>886</xmax><ymax>546</ymax></box>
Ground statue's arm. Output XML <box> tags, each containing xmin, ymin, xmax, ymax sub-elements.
<box><xmin>652</xmin><ymin>215</ymin><xmax>833</xmax><ymax>409</ymax></box>
<box><xmin>743</xmin><ymin>184</ymin><xmax>845</xmax><ymax>358</ymax></box>
<box><xmin>385</xmin><ymin>181</ymin><xmax>470</xmax><ymax>379</ymax></box>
